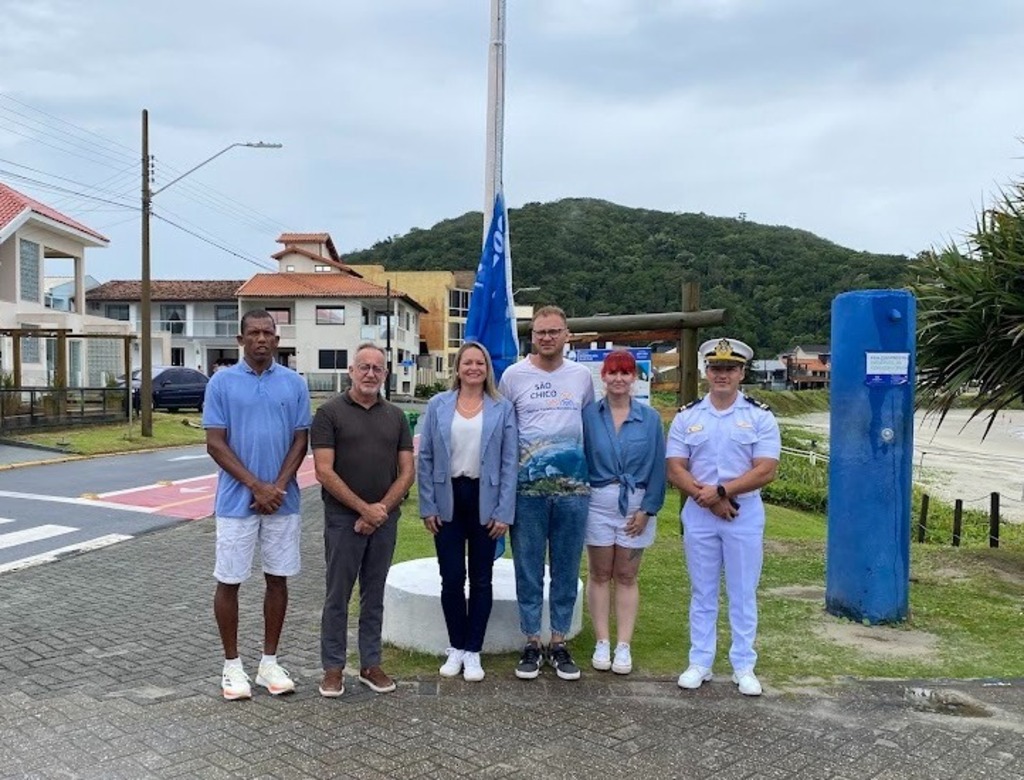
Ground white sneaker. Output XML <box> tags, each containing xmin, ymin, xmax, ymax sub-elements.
<box><xmin>222</xmin><ymin>666</ymin><xmax>252</xmax><ymax>700</ymax></box>
<box><xmin>462</xmin><ymin>652</ymin><xmax>485</xmax><ymax>682</ymax></box>
<box><xmin>256</xmin><ymin>661</ymin><xmax>295</xmax><ymax>695</ymax></box>
<box><xmin>612</xmin><ymin>643</ymin><xmax>632</xmax><ymax>675</ymax></box>
<box><xmin>591</xmin><ymin>640</ymin><xmax>611</xmax><ymax>671</ymax></box>
<box><xmin>439</xmin><ymin>647</ymin><xmax>465</xmax><ymax>678</ymax></box>
<box><xmin>732</xmin><ymin>669</ymin><xmax>762</xmax><ymax>696</ymax></box>
<box><xmin>677</xmin><ymin>664</ymin><xmax>713</xmax><ymax>690</ymax></box>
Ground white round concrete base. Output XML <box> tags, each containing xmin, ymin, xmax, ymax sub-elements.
<box><xmin>381</xmin><ymin>557</ymin><xmax>583</xmax><ymax>654</ymax></box>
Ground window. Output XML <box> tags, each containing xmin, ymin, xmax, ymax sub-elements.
<box><xmin>20</xmin><ymin>323</ymin><xmax>39</xmax><ymax>363</ymax></box>
<box><xmin>214</xmin><ymin>304</ymin><xmax>237</xmax><ymax>336</ymax></box>
<box><xmin>315</xmin><ymin>306</ymin><xmax>345</xmax><ymax>325</ymax></box>
<box><xmin>447</xmin><ymin>321</ymin><xmax>465</xmax><ymax>349</ymax></box>
<box><xmin>105</xmin><ymin>303</ymin><xmax>130</xmax><ymax>321</ymax></box>
<box><xmin>435</xmin><ymin>356</ymin><xmax>443</xmax><ymax>372</ymax></box>
<box><xmin>160</xmin><ymin>304</ymin><xmax>185</xmax><ymax>335</ymax></box>
<box><xmin>266</xmin><ymin>308</ymin><xmax>291</xmax><ymax>325</ymax></box>
<box><xmin>19</xmin><ymin>239</ymin><xmax>40</xmax><ymax>303</ymax></box>
<box><xmin>171</xmin><ymin>347</ymin><xmax>185</xmax><ymax>366</ymax></box>
<box><xmin>448</xmin><ymin>289</ymin><xmax>470</xmax><ymax>318</ymax></box>
<box><xmin>314</xmin><ymin>264</ymin><xmax>332</xmax><ymax>273</ymax></box>
<box><xmin>319</xmin><ymin>349</ymin><xmax>348</xmax><ymax>370</ymax></box>
<box><xmin>285</xmin><ymin>264</ymin><xmax>295</xmax><ymax>272</ymax></box>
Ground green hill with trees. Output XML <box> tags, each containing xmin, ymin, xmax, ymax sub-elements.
<box><xmin>344</xmin><ymin>198</ymin><xmax>910</xmax><ymax>355</ymax></box>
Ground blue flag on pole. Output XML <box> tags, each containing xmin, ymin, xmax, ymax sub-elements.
<box><xmin>465</xmin><ymin>190</ymin><xmax>517</xmax><ymax>560</ymax></box>
<box><xmin>465</xmin><ymin>190</ymin><xmax>518</xmax><ymax>381</ymax></box>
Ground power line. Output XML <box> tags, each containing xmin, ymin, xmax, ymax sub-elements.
<box><xmin>153</xmin><ymin>201</ymin><xmax>277</xmax><ymax>269</ymax></box>
<box><xmin>153</xmin><ymin>213</ymin><xmax>276</xmax><ymax>271</ymax></box>
<box><xmin>0</xmin><ymin>168</ymin><xmax>138</xmax><ymax>211</ymax></box>
<box><xmin>0</xmin><ymin>93</ymin><xmax>137</xmax><ymax>156</ymax></box>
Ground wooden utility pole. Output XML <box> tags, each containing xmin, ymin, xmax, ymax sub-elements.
<box><xmin>140</xmin><ymin>109</ymin><xmax>153</xmax><ymax>437</ymax></box>
<box><xmin>680</xmin><ymin>282</ymin><xmax>700</xmax><ymax>406</ymax></box>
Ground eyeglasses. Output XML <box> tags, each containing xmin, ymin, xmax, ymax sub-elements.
<box><xmin>532</xmin><ymin>328</ymin><xmax>566</xmax><ymax>339</ymax></box>
<box><xmin>354</xmin><ymin>364</ymin><xmax>386</xmax><ymax>375</ymax></box>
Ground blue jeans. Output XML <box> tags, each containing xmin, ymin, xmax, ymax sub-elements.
<box><xmin>433</xmin><ymin>477</ymin><xmax>497</xmax><ymax>653</ymax></box>
<box><xmin>509</xmin><ymin>493</ymin><xmax>589</xmax><ymax>637</ymax></box>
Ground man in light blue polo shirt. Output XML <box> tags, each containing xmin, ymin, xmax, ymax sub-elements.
<box><xmin>203</xmin><ymin>309</ymin><xmax>311</xmax><ymax>701</ymax></box>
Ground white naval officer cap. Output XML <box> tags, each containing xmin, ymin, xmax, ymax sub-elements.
<box><xmin>700</xmin><ymin>337</ymin><xmax>753</xmax><ymax>365</ymax></box>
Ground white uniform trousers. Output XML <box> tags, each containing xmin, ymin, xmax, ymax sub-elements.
<box><xmin>681</xmin><ymin>495</ymin><xmax>765</xmax><ymax>672</ymax></box>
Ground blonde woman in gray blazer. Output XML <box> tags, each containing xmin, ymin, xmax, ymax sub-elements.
<box><xmin>418</xmin><ymin>341</ymin><xmax>517</xmax><ymax>682</ymax></box>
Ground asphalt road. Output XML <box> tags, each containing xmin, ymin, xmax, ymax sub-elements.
<box><xmin>0</xmin><ymin>444</ymin><xmax>218</xmax><ymax>573</ymax></box>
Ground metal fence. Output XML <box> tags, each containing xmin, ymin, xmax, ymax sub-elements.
<box><xmin>0</xmin><ymin>387</ymin><xmax>129</xmax><ymax>432</ymax></box>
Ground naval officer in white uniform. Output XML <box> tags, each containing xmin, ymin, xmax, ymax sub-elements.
<box><xmin>666</xmin><ymin>338</ymin><xmax>781</xmax><ymax>696</ymax></box>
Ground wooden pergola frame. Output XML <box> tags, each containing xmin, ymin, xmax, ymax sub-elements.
<box><xmin>516</xmin><ymin>283</ymin><xmax>727</xmax><ymax>404</ymax></box>
<box><xmin>0</xmin><ymin>328</ymin><xmax>136</xmax><ymax>389</ymax></box>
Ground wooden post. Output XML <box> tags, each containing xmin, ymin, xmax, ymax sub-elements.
<box><xmin>55</xmin><ymin>331</ymin><xmax>68</xmax><ymax>420</ymax></box>
<box><xmin>916</xmin><ymin>493</ymin><xmax>929</xmax><ymax>543</ymax></box>
<box><xmin>12</xmin><ymin>332</ymin><xmax>22</xmax><ymax>387</ymax></box>
<box><xmin>123</xmin><ymin>335</ymin><xmax>133</xmax><ymax>422</ymax></box>
<box><xmin>989</xmin><ymin>492</ymin><xmax>1000</xmax><ymax>548</ymax></box>
<box><xmin>679</xmin><ymin>282</ymin><xmax>700</xmax><ymax>406</ymax></box>
<box><xmin>952</xmin><ymin>499</ymin><xmax>963</xmax><ymax>547</ymax></box>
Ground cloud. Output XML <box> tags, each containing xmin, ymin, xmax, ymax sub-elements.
<box><xmin>0</xmin><ymin>0</ymin><xmax>1022</xmax><ymax>280</ymax></box>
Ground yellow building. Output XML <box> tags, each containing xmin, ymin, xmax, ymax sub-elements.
<box><xmin>347</xmin><ymin>265</ymin><xmax>477</xmax><ymax>383</ymax></box>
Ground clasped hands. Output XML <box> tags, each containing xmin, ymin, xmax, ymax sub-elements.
<box><xmin>422</xmin><ymin>515</ymin><xmax>509</xmax><ymax>540</ymax></box>
<box><xmin>249</xmin><ymin>481</ymin><xmax>287</xmax><ymax>515</ymax></box>
<box><xmin>354</xmin><ymin>502</ymin><xmax>390</xmax><ymax>535</ymax></box>
<box><xmin>691</xmin><ymin>481</ymin><xmax>739</xmax><ymax>521</ymax></box>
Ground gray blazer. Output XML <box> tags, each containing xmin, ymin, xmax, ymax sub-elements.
<box><xmin>417</xmin><ymin>389</ymin><xmax>518</xmax><ymax>525</ymax></box>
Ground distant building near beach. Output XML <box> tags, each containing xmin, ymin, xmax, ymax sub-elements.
<box><xmin>780</xmin><ymin>345</ymin><xmax>831</xmax><ymax>390</ymax></box>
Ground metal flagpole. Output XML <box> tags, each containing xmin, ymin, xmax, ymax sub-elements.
<box><xmin>483</xmin><ymin>0</ymin><xmax>506</xmax><ymax>236</ymax></box>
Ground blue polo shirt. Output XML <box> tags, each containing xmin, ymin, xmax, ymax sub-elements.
<box><xmin>202</xmin><ymin>361</ymin><xmax>312</xmax><ymax>517</ymax></box>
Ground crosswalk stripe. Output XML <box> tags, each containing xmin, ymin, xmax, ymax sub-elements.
<box><xmin>0</xmin><ymin>518</ymin><xmax>14</xmax><ymax>525</ymax></box>
<box><xmin>0</xmin><ymin>524</ymin><xmax>77</xmax><ymax>550</ymax></box>
<box><xmin>0</xmin><ymin>533</ymin><xmax>133</xmax><ymax>574</ymax></box>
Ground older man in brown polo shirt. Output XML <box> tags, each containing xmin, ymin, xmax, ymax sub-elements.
<box><xmin>311</xmin><ymin>343</ymin><xmax>415</xmax><ymax>697</ymax></box>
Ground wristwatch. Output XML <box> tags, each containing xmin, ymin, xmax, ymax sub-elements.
<box><xmin>716</xmin><ymin>484</ymin><xmax>727</xmax><ymax>499</ymax></box>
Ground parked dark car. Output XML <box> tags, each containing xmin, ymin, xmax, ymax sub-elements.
<box><xmin>119</xmin><ymin>366</ymin><xmax>208</xmax><ymax>412</ymax></box>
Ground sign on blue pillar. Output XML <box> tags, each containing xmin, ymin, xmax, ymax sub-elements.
<box><xmin>826</xmin><ymin>290</ymin><xmax>916</xmax><ymax>623</ymax></box>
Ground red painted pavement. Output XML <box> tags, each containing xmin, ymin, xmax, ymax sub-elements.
<box><xmin>95</xmin><ymin>455</ymin><xmax>319</xmax><ymax>520</ymax></box>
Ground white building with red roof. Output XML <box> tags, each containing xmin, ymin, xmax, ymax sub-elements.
<box><xmin>86</xmin><ymin>232</ymin><xmax>427</xmax><ymax>396</ymax></box>
<box><xmin>0</xmin><ymin>182</ymin><xmax>133</xmax><ymax>386</ymax></box>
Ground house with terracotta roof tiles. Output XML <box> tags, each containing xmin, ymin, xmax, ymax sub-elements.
<box><xmin>243</xmin><ymin>233</ymin><xmax>427</xmax><ymax>395</ymax></box>
<box><xmin>86</xmin><ymin>280</ymin><xmax>245</xmax><ymax>373</ymax></box>
<box><xmin>0</xmin><ymin>182</ymin><xmax>133</xmax><ymax>386</ymax></box>
<box><xmin>85</xmin><ymin>233</ymin><xmax>428</xmax><ymax>396</ymax></box>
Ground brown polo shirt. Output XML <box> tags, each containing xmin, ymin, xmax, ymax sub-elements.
<box><xmin>310</xmin><ymin>391</ymin><xmax>413</xmax><ymax>517</ymax></box>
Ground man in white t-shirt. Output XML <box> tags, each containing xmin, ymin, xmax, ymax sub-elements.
<box><xmin>498</xmin><ymin>305</ymin><xmax>594</xmax><ymax>681</ymax></box>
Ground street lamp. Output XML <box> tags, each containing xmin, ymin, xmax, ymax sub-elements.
<box><xmin>139</xmin><ymin>108</ymin><xmax>282</xmax><ymax>436</ymax></box>
<box><xmin>512</xmin><ymin>286</ymin><xmax>540</xmax><ymax>297</ymax></box>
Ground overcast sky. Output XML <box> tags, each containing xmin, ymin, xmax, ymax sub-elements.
<box><xmin>2</xmin><ymin>0</ymin><xmax>1023</xmax><ymax>282</ymax></box>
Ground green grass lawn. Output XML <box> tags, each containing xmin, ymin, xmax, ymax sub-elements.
<box><xmin>381</xmin><ymin>486</ymin><xmax>1024</xmax><ymax>682</ymax></box>
<box><xmin>4</xmin><ymin>411</ymin><xmax>206</xmax><ymax>455</ymax></box>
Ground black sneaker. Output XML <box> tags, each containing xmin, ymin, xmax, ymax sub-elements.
<box><xmin>548</xmin><ymin>643</ymin><xmax>581</xmax><ymax>681</ymax></box>
<box><xmin>515</xmin><ymin>642</ymin><xmax>543</xmax><ymax>680</ymax></box>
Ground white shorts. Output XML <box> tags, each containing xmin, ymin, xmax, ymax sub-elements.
<box><xmin>585</xmin><ymin>484</ymin><xmax>657</xmax><ymax>550</ymax></box>
<box><xmin>214</xmin><ymin>513</ymin><xmax>302</xmax><ymax>584</ymax></box>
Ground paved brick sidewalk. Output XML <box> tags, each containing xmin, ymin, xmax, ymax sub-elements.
<box><xmin>1</xmin><ymin>492</ymin><xmax>1022</xmax><ymax>779</ymax></box>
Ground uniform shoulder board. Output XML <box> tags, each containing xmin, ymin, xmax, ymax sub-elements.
<box><xmin>744</xmin><ymin>394</ymin><xmax>772</xmax><ymax>412</ymax></box>
<box><xmin>677</xmin><ymin>397</ymin><xmax>701</xmax><ymax>412</ymax></box>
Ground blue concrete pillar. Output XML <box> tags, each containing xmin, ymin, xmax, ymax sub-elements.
<box><xmin>826</xmin><ymin>290</ymin><xmax>916</xmax><ymax>623</ymax></box>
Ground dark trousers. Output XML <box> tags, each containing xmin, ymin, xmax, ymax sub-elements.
<box><xmin>320</xmin><ymin>508</ymin><xmax>399</xmax><ymax>670</ymax></box>
<box><xmin>434</xmin><ymin>477</ymin><xmax>497</xmax><ymax>653</ymax></box>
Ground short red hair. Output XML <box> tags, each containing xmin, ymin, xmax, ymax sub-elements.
<box><xmin>601</xmin><ymin>350</ymin><xmax>636</xmax><ymax>376</ymax></box>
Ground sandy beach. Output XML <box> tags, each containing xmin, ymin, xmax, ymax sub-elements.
<box><xmin>784</xmin><ymin>408</ymin><xmax>1024</xmax><ymax>522</ymax></box>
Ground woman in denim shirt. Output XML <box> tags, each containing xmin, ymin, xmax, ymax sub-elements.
<box><xmin>582</xmin><ymin>350</ymin><xmax>666</xmax><ymax>675</ymax></box>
